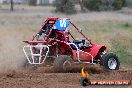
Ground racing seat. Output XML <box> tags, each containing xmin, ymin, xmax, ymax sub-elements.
<box><xmin>72</xmin><ymin>39</ymin><xmax>92</xmax><ymax>50</ymax></box>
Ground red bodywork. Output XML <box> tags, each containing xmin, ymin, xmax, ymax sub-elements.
<box><xmin>24</xmin><ymin>17</ymin><xmax>106</xmax><ymax>63</ymax></box>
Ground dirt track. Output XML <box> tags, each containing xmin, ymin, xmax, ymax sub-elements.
<box><xmin>0</xmin><ymin>64</ymin><xmax>131</xmax><ymax>88</ymax></box>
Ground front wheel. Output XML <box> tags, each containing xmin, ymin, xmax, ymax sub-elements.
<box><xmin>100</xmin><ymin>53</ymin><xmax>120</xmax><ymax>70</ymax></box>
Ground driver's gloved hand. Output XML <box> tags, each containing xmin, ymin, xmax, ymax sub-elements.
<box><xmin>82</xmin><ymin>39</ymin><xmax>85</xmax><ymax>45</ymax></box>
<box><xmin>38</xmin><ymin>30</ymin><xmax>43</xmax><ymax>35</ymax></box>
<box><xmin>36</xmin><ymin>34</ymin><xmax>40</xmax><ymax>40</ymax></box>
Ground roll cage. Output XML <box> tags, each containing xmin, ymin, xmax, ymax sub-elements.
<box><xmin>23</xmin><ymin>17</ymin><xmax>106</xmax><ymax>65</ymax></box>
<box><xmin>27</xmin><ymin>18</ymin><xmax>92</xmax><ymax>45</ymax></box>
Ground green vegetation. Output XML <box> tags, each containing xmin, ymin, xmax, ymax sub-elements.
<box><xmin>82</xmin><ymin>0</ymin><xmax>126</xmax><ymax>11</ymax></box>
<box><xmin>53</xmin><ymin>0</ymin><xmax>76</xmax><ymax>14</ymax></box>
<box><xmin>28</xmin><ymin>0</ymin><xmax>37</xmax><ymax>6</ymax></box>
<box><xmin>111</xmin><ymin>38</ymin><xmax>132</xmax><ymax>67</ymax></box>
<box><xmin>83</xmin><ymin>0</ymin><xmax>102</xmax><ymax>11</ymax></box>
<box><xmin>53</xmin><ymin>0</ymin><xmax>126</xmax><ymax>14</ymax></box>
<box><xmin>126</xmin><ymin>0</ymin><xmax>132</xmax><ymax>8</ymax></box>
<box><xmin>113</xmin><ymin>0</ymin><xmax>126</xmax><ymax>10</ymax></box>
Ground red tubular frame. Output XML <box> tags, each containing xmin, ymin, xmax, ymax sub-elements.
<box><xmin>32</xmin><ymin>17</ymin><xmax>59</xmax><ymax>41</ymax></box>
<box><xmin>70</xmin><ymin>21</ymin><xmax>93</xmax><ymax>45</ymax></box>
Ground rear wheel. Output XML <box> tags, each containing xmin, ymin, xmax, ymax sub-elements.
<box><xmin>100</xmin><ymin>53</ymin><xmax>120</xmax><ymax>70</ymax></box>
<box><xmin>54</xmin><ymin>55</ymin><xmax>73</xmax><ymax>72</ymax></box>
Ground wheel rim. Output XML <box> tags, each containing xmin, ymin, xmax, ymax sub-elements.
<box><xmin>108</xmin><ymin>58</ymin><xmax>117</xmax><ymax>70</ymax></box>
<box><xmin>63</xmin><ymin>60</ymin><xmax>71</xmax><ymax>70</ymax></box>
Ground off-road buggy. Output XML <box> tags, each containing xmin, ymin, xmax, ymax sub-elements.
<box><xmin>23</xmin><ymin>17</ymin><xmax>120</xmax><ymax>71</ymax></box>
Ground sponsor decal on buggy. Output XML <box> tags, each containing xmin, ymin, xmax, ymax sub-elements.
<box><xmin>80</xmin><ymin>67</ymin><xmax>130</xmax><ymax>86</ymax></box>
<box><xmin>53</xmin><ymin>19</ymin><xmax>69</xmax><ymax>31</ymax></box>
<box><xmin>60</xmin><ymin>19</ymin><xmax>67</xmax><ymax>27</ymax></box>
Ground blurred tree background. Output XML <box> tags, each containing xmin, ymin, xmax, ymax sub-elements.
<box><xmin>53</xmin><ymin>0</ymin><xmax>76</xmax><ymax>14</ymax></box>
<box><xmin>0</xmin><ymin>0</ymin><xmax>128</xmax><ymax>14</ymax></box>
<box><xmin>82</xmin><ymin>0</ymin><xmax>126</xmax><ymax>11</ymax></box>
<box><xmin>28</xmin><ymin>0</ymin><xmax>37</xmax><ymax>6</ymax></box>
<box><xmin>54</xmin><ymin>0</ymin><xmax>126</xmax><ymax>14</ymax></box>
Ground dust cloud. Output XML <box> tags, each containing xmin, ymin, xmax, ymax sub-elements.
<box><xmin>0</xmin><ymin>29</ymin><xmax>33</xmax><ymax>72</ymax></box>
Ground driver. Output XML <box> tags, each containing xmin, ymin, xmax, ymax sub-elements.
<box><xmin>65</xmin><ymin>29</ymin><xmax>80</xmax><ymax>50</ymax></box>
<box><xmin>65</xmin><ymin>29</ymin><xmax>70</xmax><ymax>43</ymax></box>
<box><xmin>36</xmin><ymin>24</ymin><xmax>53</xmax><ymax>41</ymax></box>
